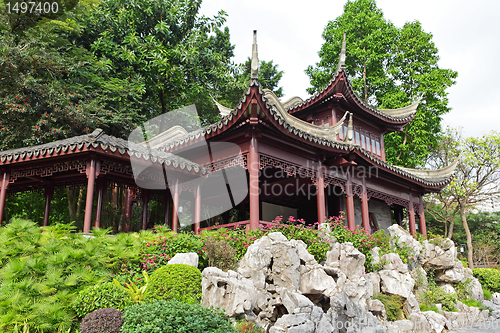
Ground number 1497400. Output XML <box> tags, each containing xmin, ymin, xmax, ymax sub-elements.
<box><xmin>6</xmin><ymin>2</ymin><xmax>59</xmax><ymax>14</ymax></box>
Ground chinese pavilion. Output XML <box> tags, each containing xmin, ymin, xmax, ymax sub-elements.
<box><xmin>0</xmin><ymin>31</ymin><xmax>457</xmax><ymax>236</ymax></box>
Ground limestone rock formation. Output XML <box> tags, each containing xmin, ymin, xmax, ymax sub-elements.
<box><xmin>167</xmin><ymin>252</ymin><xmax>199</xmax><ymax>267</ymax></box>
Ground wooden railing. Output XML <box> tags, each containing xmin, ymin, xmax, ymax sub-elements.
<box><xmin>199</xmin><ymin>220</ymin><xmax>277</xmax><ymax>232</ymax></box>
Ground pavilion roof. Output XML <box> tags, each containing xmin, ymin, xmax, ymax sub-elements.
<box><xmin>0</xmin><ymin>129</ymin><xmax>208</xmax><ymax>175</ymax></box>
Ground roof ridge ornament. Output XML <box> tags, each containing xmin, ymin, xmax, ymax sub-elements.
<box><xmin>336</xmin><ymin>31</ymin><xmax>347</xmax><ymax>73</ymax></box>
<box><xmin>251</xmin><ymin>30</ymin><xmax>259</xmax><ymax>79</ymax></box>
<box><xmin>343</xmin><ymin>111</ymin><xmax>355</xmax><ymax>146</ymax></box>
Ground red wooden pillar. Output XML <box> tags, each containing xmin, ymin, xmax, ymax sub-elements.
<box><xmin>345</xmin><ymin>169</ymin><xmax>355</xmax><ymax>230</ymax></box>
<box><xmin>163</xmin><ymin>189</ymin><xmax>171</xmax><ymax>227</ymax></box>
<box><xmin>95</xmin><ymin>178</ymin><xmax>106</xmax><ymax>229</ymax></box>
<box><xmin>249</xmin><ymin>133</ymin><xmax>259</xmax><ymax>230</ymax></box>
<box><xmin>141</xmin><ymin>189</ymin><xmax>151</xmax><ymax>230</ymax></box>
<box><xmin>194</xmin><ymin>183</ymin><xmax>201</xmax><ymax>235</ymax></box>
<box><xmin>83</xmin><ymin>159</ymin><xmax>97</xmax><ymax>233</ymax></box>
<box><xmin>408</xmin><ymin>192</ymin><xmax>416</xmax><ymax>237</ymax></box>
<box><xmin>124</xmin><ymin>187</ymin><xmax>132</xmax><ymax>232</ymax></box>
<box><xmin>316</xmin><ymin>162</ymin><xmax>325</xmax><ymax>224</ymax></box>
<box><xmin>172</xmin><ymin>180</ymin><xmax>179</xmax><ymax>233</ymax></box>
<box><xmin>418</xmin><ymin>194</ymin><xmax>427</xmax><ymax>238</ymax></box>
<box><xmin>360</xmin><ymin>178</ymin><xmax>370</xmax><ymax>233</ymax></box>
<box><xmin>42</xmin><ymin>184</ymin><xmax>54</xmax><ymax>227</ymax></box>
<box><xmin>0</xmin><ymin>170</ymin><xmax>10</xmax><ymax>226</ymax></box>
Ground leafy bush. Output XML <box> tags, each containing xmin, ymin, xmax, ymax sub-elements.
<box><xmin>113</xmin><ymin>271</ymin><xmax>149</xmax><ymax>303</ymax></box>
<box><xmin>139</xmin><ymin>232</ymin><xmax>205</xmax><ymax>272</ymax></box>
<box><xmin>80</xmin><ymin>308</ymin><xmax>124</xmax><ymax>333</ymax></box>
<box><xmin>419</xmin><ymin>303</ymin><xmax>440</xmax><ymax>313</ymax></box>
<box><xmin>202</xmin><ymin>216</ymin><xmax>334</xmax><ymax>263</ymax></box>
<box><xmin>455</xmin><ymin>278</ymin><xmax>473</xmax><ymax>301</ymax></box>
<box><xmin>420</xmin><ymin>270</ymin><xmax>457</xmax><ymax>311</ymax></box>
<box><xmin>461</xmin><ymin>299</ymin><xmax>490</xmax><ymax>311</ymax></box>
<box><xmin>204</xmin><ymin>237</ymin><xmax>238</xmax><ymax>271</ymax></box>
<box><xmin>483</xmin><ymin>288</ymin><xmax>492</xmax><ymax>300</ymax></box>
<box><xmin>472</xmin><ymin>268</ymin><xmax>500</xmax><ymax>293</ymax></box>
<box><xmin>144</xmin><ymin>264</ymin><xmax>201</xmax><ymax>304</ymax></box>
<box><xmin>372</xmin><ymin>293</ymin><xmax>404</xmax><ymax>321</ymax></box>
<box><xmin>372</xmin><ymin>229</ymin><xmax>417</xmax><ymax>268</ymax></box>
<box><xmin>73</xmin><ymin>282</ymin><xmax>132</xmax><ymax>318</ymax></box>
<box><xmin>0</xmin><ymin>218</ymin><xmax>145</xmax><ymax>332</ymax></box>
<box><xmin>121</xmin><ymin>300</ymin><xmax>236</xmax><ymax>333</ymax></box>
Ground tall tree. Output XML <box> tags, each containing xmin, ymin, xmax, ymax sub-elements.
<box><xmin>77</xmin><ymin>0</ymin><xmax>243</xmax><ymax>126</ymax></box>
<box><xmin>426</xmin><ymin>129</ymin><xmax>500</xmax><ymax>268</ymax></box>
<box><xmin>306</xmin><ymin>0</ymin><xmax>457</xmax><ymax>167</ymax></box>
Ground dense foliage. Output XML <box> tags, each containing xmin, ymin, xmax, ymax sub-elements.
<box><xmin>472</xmin><ymin>268</ymin><xmax>500</xmax><ymax>293</ymax></box>
<box><xmin>0</xmin><ymin>218</ymin><xmax>142</xmax><ymax>332</ymax></box>
<box><xmin>305</xmin><ymin>0</ymin><xmax>457</xmax><ymax>167</ymax></box>
<box><xmin>372</xmin><ymin>293</ymin><xmax>404</xmax><ymax>321</ymax></box>
<box><xmin>73</xmin><ymin>282</ymin><xmax>132</xmax><ymax>318</ymax></box>
<box><xmin>121</xmin><ymin>300</ymin><xmax>236</xmax><ymax>333</ymax></box>
<box><xmin>144</xmin><ymin>264</ymin><xmax>202</xmax><ymax>304</ymax></box>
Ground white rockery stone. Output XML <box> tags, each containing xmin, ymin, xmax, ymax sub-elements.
<box><xmin>378</xmin><ymin>269</ymin><xmax>415</xmax><ymax>299</ymax></box>
<box><xmin>167</xmin><ymin>252</ymin><xmax>199</xmax><ymax>267</ymax></box>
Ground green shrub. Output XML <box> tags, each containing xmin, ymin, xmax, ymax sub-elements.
<box><xmin>472</xmin><ymin>268</ymin><xmax>500</xmax><ymax>293</ymax></box>
<box><xmin>204</xmin><ymin>237</ymin><xmax>238</xmax><ymax>271</ymax></box>
<box><xmin>419</xmin><ymin>303</ymin><xmax>441</xmax><ymax>313</ymax></box>
<box><xmin>483</xmin><ymin>288</ymin><xmax>492</xmax><ymax>300</ymax></box>
<box><xmin>455</xmin><ymin>278</ymin><xmax>473</xmax><ymax>301</ymax></box>
<box><xmin>144</xmin><ymin>264</ymin><xmax>201</xmax><ymax>304</ymax></box>
<box><xmin>461</xmin><ymin>299</ymin><xmax>490</xmax><ymax>311</ymax></box>
<box><xmin>372</xmin><ymin>293</ymin><xmax>404</xmax><ymax>321</ymax></box>
<box><xmin>140</xmin><ymin>232</ymin><xmax>205</xmax><ymax>272</ymax></box>
<box><xmin>73</xmin><ymin>282</ymin><xmax>132</xmax><ymax>318</ymax></box>
<box><xmin>372</xmin><ymin>229</ymin><xmax>417</xmax><ymax>268</ymax></box>
<box><xmin>0</xmin><ymin>218</ymin><xmax>144</xmax><ymax>332</ymax></box>
<box><xmin>80</xmin><ymin>308</ymin><xmax>124</xmax><ymax>333</ymax></box>
<box><xmin>121</xmin><ymin>300</ymin><xmax>236</xmax><ymax>333</ymax></box>
<box><xmin>420</xmin><ymin>270</ymin><xmax>457</xmax><ymax>311</ymax></box>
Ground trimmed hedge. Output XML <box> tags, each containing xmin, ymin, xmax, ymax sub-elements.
<box><xmin>121</xmin><ymin>300</ymin><xmax>236</xmax><ymax>333</ymax></box>
<box><xmin>144</xmin><ymin>264</ymin><xmax>202</xmax><ymax>304</ymax></box>
<box><xmin>472</xmin><ymin>268</ymin><xmax>500</xmax><ymax>293</ymax></box>
<box><xmin>73</xmin><ymin>282</ymin><xmax>132</xmax><ymax>318</ymax></box>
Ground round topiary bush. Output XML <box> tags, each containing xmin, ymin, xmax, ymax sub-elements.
<box><xmin>144</xmin><ymin>264</ymin><xmax>201</xmax><ymax>304</ymax></box>
<box><xmin>80</xmin><ymin>308</ymin><xmax>124</xmax><ymax>333</ymax></box>
<box><xmin>121</xmin><ymin>299</ymin><xmax>236</xmax><ymax>333</ymax></box>
<box><xmin>73</xmin><ymin>282</ymin><xmax>132</xmax><ymax>318</ymax></box>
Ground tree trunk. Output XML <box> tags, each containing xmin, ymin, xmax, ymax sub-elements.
<box><xmin>76</xmin><ymin>188</ymin><xmax>84</xmax><ymax>223</ymax></box>
<box><xmin>66</xmin><ymin>188</ymin><xmax>77</xmax><ymax>222</ymax></box>
<box><xmin>459</xmin><ymin>204</ymin><xmax>474</xmax><ymax>268</ymax></box>
<box><xmin>444</xmin><ymin>220</ymin><xmax>447</xmax><ymax>238</ymax></box>
<box><xmin>447</xmin><ymin>219</ymin><xmax>454</xmax><ymax>240</ymax></box>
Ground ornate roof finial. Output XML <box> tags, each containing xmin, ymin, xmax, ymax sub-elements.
<box><xmin>344</xmin><ymin>111</ymin><xmax>354</xmax><ymax>145</ymax></box>
<box><xmin>336</xmin><ymin>31</ymin><xmax>347</xmax><ymax>73</ymax></box>
<box><xmin>251</xmin><ymin>30</ymin><xmax>259</xmax><ymax>79</ymax></box>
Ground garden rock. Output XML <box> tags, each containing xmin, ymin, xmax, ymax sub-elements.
<box><xmin>421</xmin><ymin>240</ymin><xmax>456</xmax><ymax>270</ymax></box>
<box><xmin>201</xmin><ymin>267</ymin><xmax>267</xmax><ymax>317</ymax></box>
<box><xmin>386</xmin><ymin>319</ymin><xmax>414</xmax><ymax>333</ymax></box>
<box><xmin>380</xmin><ymin>253</ymin><xmax>408</xmax><ymax>273</ymax></box>
<box><xmin>438</xmin><ymin>282</ymin><xmax>456</xmax><ymax>295</ymax></box>
<box><xmin>378</xmin><ymin>269</ymin><xmax>415</xmax><ymax>298</ymax></box>
<box><xmin>492</xmin><ymin>292</ymin><xmax>500</xmax><ymax>305</ymax></box>
<box><xmin>237</xmin><ymin>236</ymin><xmax>273</xmax><ymax>289</ymax></box>
<box><xmin>404</xmin><ymin>293</ymin><xmax>421</xmax><ymax>315</ymax></box>
<box><xmin>167</xmin><ymin>252</ymin><xmax>199</xmax><ymax>267</ymax></box>
<box><xmin>299</xmin><ymin>266</ymin><xmax>336</xmax><ymax>296</ymax></box>
<box><xmin>366</xmin><ymin>272</ymin><xmax>381</xmax><ymax>294</ymax></box>
<box><xmin>387</xmin><ymin>225</ymin><xmax>422</xmax><ymax>258</ymax></box>
<box><xmin>434</xmin><ymin>260</ymin><xmax>465</xmax><ymax>283</ymax></box>
<box><xmin>325</xmin><ymin>242</ymin><xmax>365</xmax><ymax>279</ymax></box>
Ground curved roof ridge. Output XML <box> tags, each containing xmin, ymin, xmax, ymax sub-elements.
<box><xmin>376</xmin><ymin>95</ymin><xmax>422</xmax><ymax>118</ymax></box>
<box><xmin>397</xmin><ymin>158</ymin><xmax>459</xmax><ymax>180</ymax></box>
<box><xmin>262</xmin><ymin>89</ymin><xmax>347</xmax><ymax>142</ymax></box>
<box><xmin>282</xmin><ymin>96</ymin><xmax>304</xmax><ymax>110</ymax></box>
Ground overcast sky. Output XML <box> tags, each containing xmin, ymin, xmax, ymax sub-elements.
<box><xmin>199</xmin><ymin>0</ymin><xmax>500</xmax><ymax>138</ymax></box>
